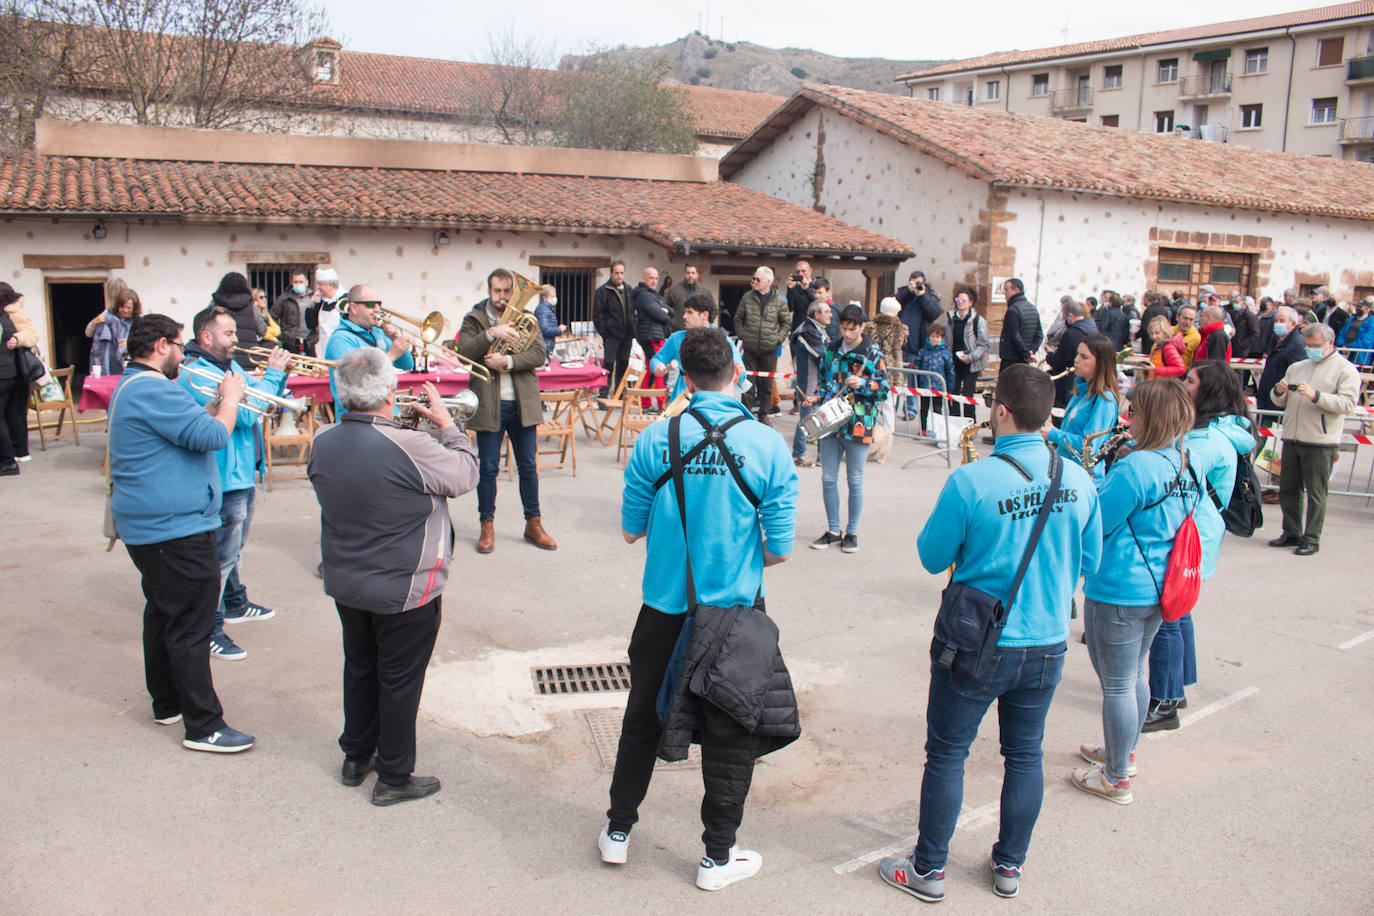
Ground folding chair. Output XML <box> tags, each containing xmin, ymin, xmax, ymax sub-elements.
<box><xmin>263</xmin><ymin>397</ymin><xmax>316</xmax><ymax>490</ymax></box>
<box><xmin>617</xmin><ymin>385</ymin><xmax>668</xmax><ymax>464</ymax></box>
<box><xmin>28</xmin><ymin>367</ymin><xmax>79</xmax><ymax>449</ymax></box>
<box><xmin>591</xmin><ymin>371</ymin><xmax>639</xmax><ymax>446</ymax></box>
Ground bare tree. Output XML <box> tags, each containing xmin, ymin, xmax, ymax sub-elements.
<box><xmin>0</xmin><ymin>0</ymin><xmax>79</xmax><ymax>149</ymax></box>
<box><xmin>555</xmin><ymin>55</ymin><xmax>698</xmax><ymax>154</ymax></box>
<box><xmin>82</xmin><ymin>0</ymin><xmax>329</xmax><ymax>130</ymax></box>
<box><xmin>484</xmin><ymin>27</ymin><xmax>557</xmax><ymax>145</ymax></box>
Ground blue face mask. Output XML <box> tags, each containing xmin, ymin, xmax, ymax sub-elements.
<box><xmin>1273</xmin><ymin>321</ymin><xmax>1290</xmax><ymax>336</ymax></box>
<box><xmin>1305</xmin><ymin>346</ymin><xmax>1325</xmax><ymax>362</ymax></box>
<box><xmin>292</xmin><ymin>283</ymin><xmax>308</xmax><ymax>295</ymax></box>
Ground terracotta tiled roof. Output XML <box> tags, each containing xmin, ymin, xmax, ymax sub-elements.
<box><xmin>0</xmin><ymin>153</ymin><xmax>912</xmax><ymax>258</ymax></box>
<box><xmin>895</xmin><ymin>1</ymin><xmax>1374</xmax><ymax>79</ymax></box>
<box><xmin>720</xmin><ymin>85</ymin><xmax>1374</xmax><ymax>222</ymax></box>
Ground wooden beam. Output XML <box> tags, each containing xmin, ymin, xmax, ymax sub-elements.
<box><xmin>527</xmin><ymin>256</ymin><xmax>612</xmax><ymax>269</ymax></box>
<box><xmin>229</xmin><ymin>251</ymin><xmax>331</xmax><ymax>264</ymax></box>
<box><xmin>23</xmin><ymin>254</ymin><xmax>125</xmax><ymax>270</ymax></box>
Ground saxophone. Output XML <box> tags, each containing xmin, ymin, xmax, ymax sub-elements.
<box><xmin>958</xmin><ymin>419</ymin><xmax>991</xmax><ymax>465</ymax></box>
<box><xmin>1082</xmin><ymin>423</ymin><xmax>1132</xmax><ymax>474</ymax></box>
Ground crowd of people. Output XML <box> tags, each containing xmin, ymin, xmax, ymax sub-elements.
<box><xmin>4</xmin><ymin>258</ymin><xmax>1368</xmax><ymax>900</ymax></box>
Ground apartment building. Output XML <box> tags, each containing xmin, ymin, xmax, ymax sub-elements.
<box><xmin>895</xmin><ymin>1</ymin><xmax>1374</xmax><ymax>161</ymax></box>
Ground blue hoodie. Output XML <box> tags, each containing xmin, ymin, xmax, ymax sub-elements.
<box><xmin>324</xmin><ymin>316</ymin><xmax>415</xmax><ymax>411</ymax></box>
<box><xmin>918</xmin><ymin>433</ymin><xmax>1102</xmax><ymax>647</ymax></box>
<box><xmin>108</xmin><ymin>364</ymin><xmax>230</xmax><ymax>545</ymax></box>
<box><xmin>179</xmin><ymin>342</ymin><xmax>288</xmax><ymax>492</ymax></box>
<box><xmin>1046</xmin><ymin>377</ymin><xmax>1120</xmax><ymax>476</ymax></box>
<box><xmin>1186</xmin><ymin>415</ymin><xmax>1256</xmax><ymax>580</ymax></box>
<box><xmin>622</xmin><ymin>392</ymin><xmax>799</xmax><ymax>615</ymax></box>
<box><xmin>1084</xmin><ymin>446</ymin><xmax>1201</xmax><ymax>606</ymax></box>
<box><xmin>650</xmin><ymin>329</ymin><xmax>745</xmax><ymax>401</ymax></box>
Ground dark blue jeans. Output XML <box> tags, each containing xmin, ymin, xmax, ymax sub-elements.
<box><xmin>1147</xmin><ymin>613</ymin><xmax>1196</xmax><ymax>702</ymax></box>
<box><xmin>914</xmin><ymin>642</ymin><xmax>1067</xmax><ymax>871</ymax></box>
<box><xmin>476</xmin><ymin>400</ymin><xmax>540</xmax><ymax>521</ymax></box>
<box><xmin>213</xmin><ymin>487</ymin><xmax>254</xmax><ymax>639</ymax></box>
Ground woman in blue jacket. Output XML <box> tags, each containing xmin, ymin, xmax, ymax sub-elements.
<box><xmin>1047</xmin><ymin>333</ymin><xmax>1120</xmax><ymax>477</ymax></box>
<box><xmin>1142</xmin><ymin>360</ymin><xmax>1255</xmax><ymax>732</ymax></box>
<box><xmin>1072</xmin><ymin>379</ymin><xmax>1199</xmax><ymax>805</ymax></box>
<box><xmin>1339</xmin><ymin>299</ymin><xmax>1374</xmax><ymax>367</ymax></box>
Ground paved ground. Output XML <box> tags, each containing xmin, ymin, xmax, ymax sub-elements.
<box><xmin>4</xmin><ymin>413</ymin><xmax>1373</xmax><ymax>914</ymax></box>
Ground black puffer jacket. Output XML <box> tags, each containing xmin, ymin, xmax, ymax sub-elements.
<box><xmin>999</xmin><ymin>292</ymin><xmax>1044</xmax><ymax>365</ymax></box>
<box><xmin>633</xmin><ymin>282</ymin><xmax>672</xmax><ymax>344</ymax></box>
<box><xmin>658</xmin><ymin>602</ymin><xmax>800</xmax><ymax>764</ymax></box>
<box><xmin>210</xmin><ymin>272</ymin><xmax>260</xmax><ymax>368</ymax></box>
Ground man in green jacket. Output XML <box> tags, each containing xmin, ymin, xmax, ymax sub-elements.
<box><xmin>733</xmin><ymin>266</ymin><xmax>790</xmax><ymax>424</ymax></box>
<box><xmin>664</xmin><ymin>264</ymin><xmax>713</xmax><ymax>333</ymax></box>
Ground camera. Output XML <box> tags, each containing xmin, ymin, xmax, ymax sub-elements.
<box><xmin>791</xmin><ymin>273</ymin><xmax>804</xmax><ymax>283</ymax></box>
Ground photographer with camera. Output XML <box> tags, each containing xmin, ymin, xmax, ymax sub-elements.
<box><xmin>896</xmin><ymin>270</ymin><xmax>942</xmax><ymax>420</ymax></box>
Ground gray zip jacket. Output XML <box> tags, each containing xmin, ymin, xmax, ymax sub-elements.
<box><xmin>309</xmin><ymin>414</ymin><xmax>478</xmax><ymax>613</ymax></box>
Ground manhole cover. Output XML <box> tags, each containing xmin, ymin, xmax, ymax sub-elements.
<box><xmin>532</xmin><ymin>663</ymin><xmax>632</xmax><ymax>696</ymax></box>
<box><xmin>582</xmin><ymin>708</ymin><xmax>701</xmax><ymax>772</ymax></box>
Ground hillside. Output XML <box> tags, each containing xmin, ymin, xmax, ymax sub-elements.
<box><xmin>560</xmin><ymin>32</ymin><xmax>943</xmax><ymax>96</ymax></box>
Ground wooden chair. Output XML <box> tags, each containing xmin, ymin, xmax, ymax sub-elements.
<box><xmin>590</xmin><ymin>371</ymin><xmax>638</xmax><ymax>445</ymax></box>
<box><xmin>263</xmin><ymin>397</ymin><xmax>316</xmax><ymax>490</ymax></box>
<box><xmin>617</xmin><ymin>385</ymin><xmax>668</xmax><ymax>464</ymax></box>
<box><xmin>28</xmin><ymin>367</ymin><xmax>79</xmax><ymax>449</ymax></box>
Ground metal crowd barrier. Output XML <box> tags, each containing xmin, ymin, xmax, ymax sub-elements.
<box><xmin>1252</xmin><ymin>407</ymin><xmax>1374</xmax><ymax>503</ymax></box>
<box><xmin>885</xmin><ymin>366</ymin><xmax>971</xmax><ymax>469</ymax></box>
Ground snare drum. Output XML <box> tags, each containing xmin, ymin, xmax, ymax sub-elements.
<box><xmin>800</xmin><ymin>395</ymin><xmax>854</xmax><ymax>440</ymax></box>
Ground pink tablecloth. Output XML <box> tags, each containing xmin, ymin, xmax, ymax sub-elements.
<box><xmin>78</xmin><ymin>363</ymin><xmax>608</xmax><ymax>411</ymax></box>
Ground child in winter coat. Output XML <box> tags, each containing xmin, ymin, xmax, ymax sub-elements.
<box><xmin>913</xmin><ymin>323</ymin><xmax>956</xmax><ymax>436</ymax></box>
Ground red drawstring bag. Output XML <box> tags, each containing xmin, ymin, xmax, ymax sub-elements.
<box><xmin>1129</xmin><ymin>453</ymin><xmax>1203</xmax><ymax>622</ymax></box>
<box><xmin>1159</xmin><ymin>510</ymin><xmax>1202</xmax><ymax>621</ymax></box>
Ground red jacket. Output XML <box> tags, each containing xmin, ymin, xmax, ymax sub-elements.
<box><xmin>1150</xmin><ymin>333</ymin><xmax>1186</xmax><ymax>378</ymax></box>
<box><xmin>1195</xmin><ymin>321</ymin><xmax>1232</xmax><ymax>364</ymax></box>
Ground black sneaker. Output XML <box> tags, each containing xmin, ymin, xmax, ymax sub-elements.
<box><xmin>811</xmin><ymin>531</ymin><xmax>842</xmax><ymax>550</ymax></box>
<box><xmin>841</xmin><ymin>534</ymin><xmax>859</xmax><ymax>553</ymax></box>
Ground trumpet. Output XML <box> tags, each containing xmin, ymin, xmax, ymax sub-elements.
<box><xmin>234</xmin><ymin>346</ymin><xmax>337</xmax><ymax>377</ymax></box>
<box><xmin>180</xmin><ymin>362</ymin><xmax>309</xmax><ymax>417</ymax></box>
<box><xmin>395</xmin><ymin>389</ymin><xmax>479</xmax><ymax>428</ymax></box>
<box><xmin>376</xmin><ymin>306</ymin><xmax>493</xmax><ymax>382</ymax></box>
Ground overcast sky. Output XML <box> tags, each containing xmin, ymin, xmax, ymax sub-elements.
<box><xmin>323</xmin><ymin>0</ymin><xmax>1316</xmax><ymax>64</ymax></box>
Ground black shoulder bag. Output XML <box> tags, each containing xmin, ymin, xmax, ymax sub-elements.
<box><xmin>931</xmin><ymin>451</ymin><xmax>1063</xmax><ymax>683</ymax></box>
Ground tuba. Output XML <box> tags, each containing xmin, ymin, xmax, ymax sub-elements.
<box><xmin>488</xmin><ymin>272</ymin><xmax>544</xmax><ymax>357</ymax></box>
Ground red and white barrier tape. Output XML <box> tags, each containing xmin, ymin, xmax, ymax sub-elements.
<box><xmin>1257</xmin><ymin>427</ymin><xmax>1374</xmax><ymax>446</ymax></box>
<box><xmin>743</xmin><ymin>370</ymin><xmax>795</xmax><ymax>379</ymax></box>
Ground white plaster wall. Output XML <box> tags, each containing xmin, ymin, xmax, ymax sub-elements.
<box><xmin>1001</xmin><ymin>187</ymin><xmax>1374</xmax><ymax>326</ymax></box>
<box><xmin>1</xmin><ymin>217</ymin><xmax>678</xmax><ymax>363</ymax></box>
<box><xmin>729</xmin><ymin>108</ymin><xmax>991</xmax><ymax>299</ymax></box>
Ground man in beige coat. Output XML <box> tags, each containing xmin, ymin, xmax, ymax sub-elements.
<box><xmin>456</xmin><ymin>268</ymin><xmax>557</xmax><ymax>554</ymax></box>
<box><xmin>1268</xmin><ymin>323</ymin><xmax>1359</xmax><ymax>555</ymax></box>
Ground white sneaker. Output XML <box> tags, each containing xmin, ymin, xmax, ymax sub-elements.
<box><xmin>695</xmin><ymin>846</ymin><xmax>763</xmax><ymax>891</ymax></box>
<box><xmin>15</xmin><ymin>455</ymin><xmax>31</xmax><ymax>462</ymax></box>
<box><xmin>597</xmin><ymin>823</ymin><xmax>628</xmax><ymax>865</ymax></box>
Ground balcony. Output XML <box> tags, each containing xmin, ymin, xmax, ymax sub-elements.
<box><xmin>1049</xmin><ymin>87</ymin><xmax>1093</xmax><ymax>113</ymax></box>
<box><xmin>1348</xmin><ymin>55</ymin><xmax>1374</xmax><ymax>85</ymax></box>
<box><xmin>1193</xmin><ymin>124</ymin><xmax>1229</xmax><ymax>142</ymax></box>
<box><xmin>1178</xmin><ymin>72</ymin><xmax>1232</xmax><ymax>99</ymax></box>
<box><xmin>1339</xmin><ymin>116</ymin><xmax>1374</xmax><ymax>145</ymax></box>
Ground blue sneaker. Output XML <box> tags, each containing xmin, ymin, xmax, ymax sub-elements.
<box><xmin>182</xmin><ymin>727</ymin><xmax>255</xmax><ymax>753</ymax></box>
<box><xmin>224</xmin><ymin>602</ymin><xmax>275</xmax><ymax>624</ymax></box>
<box><xmin>991</xmin><ymin>861</ymin><xmax>1021</xmax><ymax>898</ymax></box>
<box><xmin>878</xmin><ymin>853</ymin><xmax>944</xmax><ymax>903</ymax></box>
<box><xmin>209</xmin><ymin>633</ymin><xmax>246</xmax><ymax>660</ymax></box>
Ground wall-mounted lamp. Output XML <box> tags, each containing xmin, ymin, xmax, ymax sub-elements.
<box><xmin>92</xmin><ymin>221</ymin><xmax>108</xmax><ymax>239</ymax></box>
<box><xmin>434</xmin><ymin>229</ymin><xmax>452</xmax><ymax>246</ymax></box>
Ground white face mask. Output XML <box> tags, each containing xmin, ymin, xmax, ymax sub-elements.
<box><xmin>292</xmin><ymin>283</ymin><xmax>308</xmax><ymax>295</ymax></box>
<box><xmin>547</xmin><ymin>297</ymin><xmax>557</xmax><ymax>307</ymax></box>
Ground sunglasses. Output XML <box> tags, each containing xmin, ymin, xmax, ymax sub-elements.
<box><xmin>350</xmin><ymin>300</ymin><xmax>383</xmax><ymax>308</ymax></box>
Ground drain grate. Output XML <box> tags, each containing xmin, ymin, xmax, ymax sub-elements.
<box><xmin>582</xmin><ymin>708</ymin><xmax>700</xmax><ymax>772</ymax></box>
<box><xmin>532</xmin><ymin>662</ymin><xmax>632</xmax><ymax>696</ymax></box>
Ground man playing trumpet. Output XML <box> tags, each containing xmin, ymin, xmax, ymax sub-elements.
<box><xmin>456</xmin><ymin>268</ymin><xmax>557</xmax><ymax>553</ymax></box>
<box><xmin>181</xmin><ymin>306</ymin><xmax>293</xmax><ymax>660</ymax></box>
<box><xmin>323</xmin><ymin>284</ymin><xmax>415</xmax><ymax>414</ymax></box>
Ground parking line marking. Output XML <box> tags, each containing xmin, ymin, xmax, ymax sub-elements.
<box><xmin>1144</xmin><ymin>686</ymin><xmax>1258</xmax><ymax>740</ymax></box>
<box><xmin>1338</xmin><ymin>629</ymin><xmax>1374</xmax><ymax>650</ymax></box>
<box><xmin>832</xmin><ymin>802</ymin><xmax>999</xmax><ymax>875</ymax></box>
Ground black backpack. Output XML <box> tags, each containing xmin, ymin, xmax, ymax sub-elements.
<box><xmin>1207</xmin><ymin>450</ymin><xmax>1263</xmax><ymax>537</ymax></box>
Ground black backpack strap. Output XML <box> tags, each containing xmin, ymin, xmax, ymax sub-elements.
<box><xmin>652</xmin><ymin>408</ymin><xmax>759</xmax><ymax>506</ymax></box>
<box><xmin>668</xmin><ymin>413</ymin><xmax>698</xmax><ymax>612</ymax></box>
<box><xmin>1004</xmin><ymin>451</ymin><xmax>1063</xmax><ymax>612</ymax></box>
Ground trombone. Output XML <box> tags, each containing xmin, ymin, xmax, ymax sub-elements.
<box><xmin>181</xmin><ymin>362</ymin><xmax>309</xmax><ymax>417</ymax></box>
<box><xmin>235</xmin><ymin>346</ymin><xmax>338</xmax><ymax>378</ymax></box>
<box><xmin>377</xmin><ymin>307</ymin><xmax>493</xmax><ymax>382</ymax></box>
